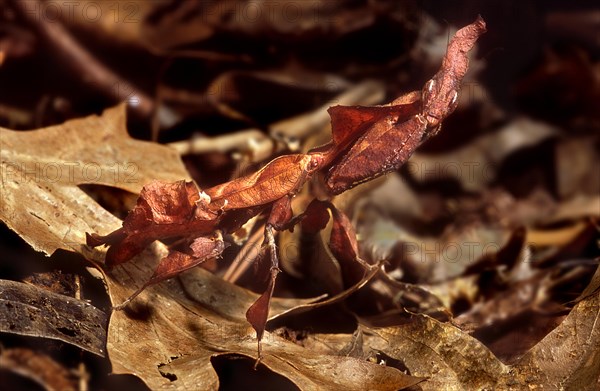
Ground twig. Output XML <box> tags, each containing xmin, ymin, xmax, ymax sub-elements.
<box><xmin>169</xmin><ymin>129</ymin><xmax>273</xmax><ymax>160</ymax></box>
<box><xmin>10</xmin><ymin>0</ymin><xmax>155</xmax><ymax>118</ymax></box>
<box><xmin>223</xmin><ymin>223</ymin><xmax>265</xmax><ymax>283</ymax></box>
<box><xmin>167</xmin><ymin>80</ymin><xmax>385</xmax><ymax>160</ymax></box>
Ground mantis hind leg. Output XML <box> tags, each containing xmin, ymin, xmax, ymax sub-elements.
<box><xmin>113</xmin><ymin>232</ymin><xmax>225</xmax><ymax>311</ymax></box>
<box><xmin>246</xmin><ymin>196</ymin><xmax>293</xmax><ymax>361</ymax></box>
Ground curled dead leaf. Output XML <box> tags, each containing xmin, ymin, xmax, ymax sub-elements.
<box><xmin>0</xmin><ymin>279</ymin><xmax>107</xmax><ymax>356</ymax></box>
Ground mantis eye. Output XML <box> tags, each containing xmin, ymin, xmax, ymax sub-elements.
<box><xmin>309</xmin><ymin>155</ymin><xmax>322</xmax><ymax>171</ymax></box>
<box><xmin>426</xmin><ymin>79</ymin><xmax>435</xmax><ymax>93</ymax></box>
<box><xmin>422</xmin><ymin>79</ymin><xmax>436</xmax><ymax>104</ymax></box>
<box><xmin>449</xmin><ymin>91</ymin><xmax>458</xmax><ymax>107</ymax></box>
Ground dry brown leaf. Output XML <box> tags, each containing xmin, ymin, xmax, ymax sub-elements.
<box><xmin>453</xmin><ymin>267</ymin><xmax>570</xmax><ymax>362</ymax></box>
<box><xmin>278</xmin><ymin>290</ymin><xmax>600</xmax><ymax>391</ymax></box>
<box><xmin>366</xmin><ymin>316</ymin><xmax>509</xmax><ymax>390</ymax></box>
<box><xmin>358</xmin><ymin>208</ymin><xmax>511</xmax><ymax>284</ymax></box>
<box><xmin>0</xmin><ymin>279</ymin><xmax>107</xmax><ymax>356</ymax></box>
<box><xmin>0</xmin><ymin>104</ymin><xmax>189</xmax><ymax>257</ymax></box>
<box><xmin>555</xmin><ymin>135</ymin><xmax>600</xmax><ymax>199</ymax></box>
<box><xmin>547</xmin><ymin>195</ymin><xmax>600</xmax><ymax>224</ymax></box>
<box><xmin>574</xmin><ymin>261</ymin><xmax>600</xmax><ymax>304</ymax></box>
<box><xmin>105</xmin><ymin>242</ymin><xmax>421</xmax><ymax>390</ymax></box>
<box><xmin>498</xmin><ymin>290</ymin><xmax>600</xmax><ymax>389</ymax></box>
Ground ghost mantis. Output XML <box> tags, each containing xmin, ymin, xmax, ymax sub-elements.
<box><xmin>87</xmin><ymin>16</ymin><xmax>486</xmax><ymax>357</ymax></box>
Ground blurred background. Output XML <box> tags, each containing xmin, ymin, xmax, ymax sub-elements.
<box><xmin>0</xmin><ymin>0</ymin><xmax>598</xmax><ymax>390</ymax></box>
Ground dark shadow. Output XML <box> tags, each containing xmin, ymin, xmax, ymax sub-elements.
<box><xmin>211</xmin><ymin>354</ymin><xmax>299</xmax><ymax>391</ymax></box>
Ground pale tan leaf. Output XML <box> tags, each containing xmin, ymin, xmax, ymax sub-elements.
<box><xmin>106</xmin><ymin>242</ymin><xmax>422</xmax><ymax>390</ymax></box>
<box><xmin>366</xmin><ymin>316</ymin><xmax>508</xmax><ymax>390</ymax></box>
<box><xmin>0</xmin><ymin>104</ymin><xmax>189</xmax><ymax>256</ymax></box>
<box><xmin>499</xmin><ymin>291</ymin><xmax>600</xmax><ymax>390</ymax></box>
